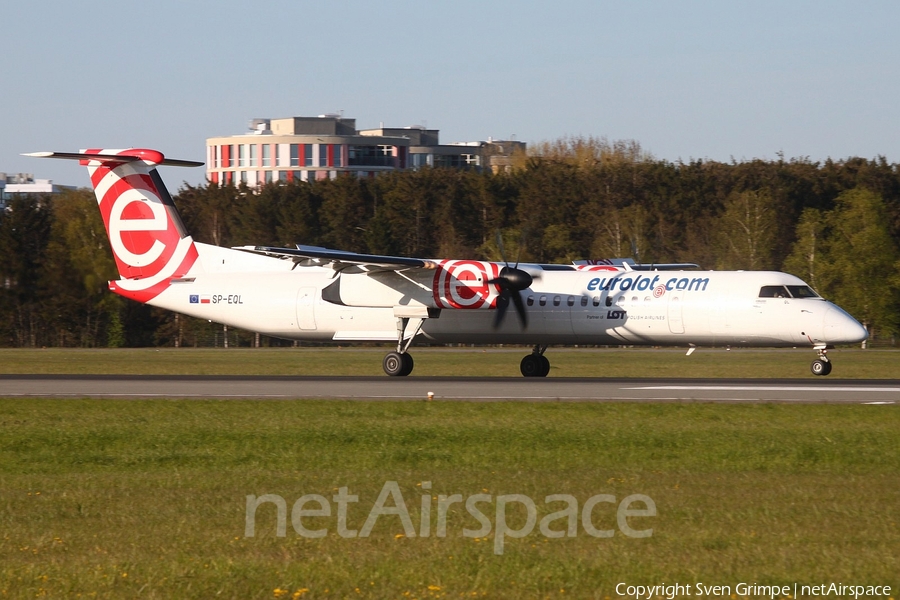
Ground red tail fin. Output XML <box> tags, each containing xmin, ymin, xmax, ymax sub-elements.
<box><xmin>25</xmin><ymin>148</ymin><xmax>203</xmax><ymax>303</ymax></box>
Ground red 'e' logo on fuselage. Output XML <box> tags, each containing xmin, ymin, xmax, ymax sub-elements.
<box><xmin>433</xmin><ymin>260</ymin><xmax>501</xmax><ymax>309</ymax></box>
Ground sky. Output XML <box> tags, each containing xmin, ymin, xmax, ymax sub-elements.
<box><xmin>3</xmin><ymin>1</ymin><xmax>899</xmax><ymax>189</ymax></box>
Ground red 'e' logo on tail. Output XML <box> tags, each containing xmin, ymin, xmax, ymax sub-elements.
<box><xmin>85</xmin><ymin>149</ymin><xmax>198</xmax><ymax>303</ymax></box>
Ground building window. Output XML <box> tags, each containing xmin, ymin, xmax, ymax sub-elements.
<box><xmin>262</xmin><ymin>144</ymin><xmax>271</xmax><ymax>167</ymax></box>
<box><xmin>278</xmin><ymin>171</ymin><xmax>288</xmax><ymax>182</ymax></box>
<box><xmin>304</xmin><ymin>144</ymin><xmax>314</xmax><ymax>166</ymax></box>
<box><xmin>332</xmin><ymin>144</ymin><xmax>343</xmax><ymax>167</ymax></box>
<box><xmin>249</xmin><ymin>144</ymin><xmax>257</xmax><ymax>167</ymax></box>
<box><xmin>239</xmin><ymin>145</ymin><xmax>248</xmax><ymax>167</ymax></box>
<box><xmin>319</xmin><ymin>145</ymin><xmax>328</xmax><ymax>167</ymax></box>
<box><xmin>411</xmin><ymin>153</ymin><xmax>432</xmax><ymax>169</ymax></box>
<box><xmin>349</xmin><ymin>145</ymin><xmax>394</xmax><ymax>167</ymax></box>
<box><xmin>264</xmin><ymin>170</ymin><xmax>273</xmax><ymax>184</ymax></box>
<box><xmin>290</xmin><ymin>144</ymin><xmax>299</xmax><ymax>167</ymax></box>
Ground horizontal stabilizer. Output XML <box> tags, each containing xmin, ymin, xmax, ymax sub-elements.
<box><xmin>23</xmin><ymin>150</ymin><xmax>203</xmax><ymax>168</ymax></box>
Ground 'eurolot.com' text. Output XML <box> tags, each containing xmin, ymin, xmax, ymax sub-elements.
<box><xmin>244</xmin><ymin>480</ymin><xmax>656</xmax><ymax>555</ymax></box>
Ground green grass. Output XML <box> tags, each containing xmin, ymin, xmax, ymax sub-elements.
<box><xmin>1</xmin><ymin>400</ymin><xmax>898</xmax><ymax>598</ymax></box>
<box><xmin>0</xmin><ymin>346</ymin><xmax>897</xmax><ymax>378</ymax></box>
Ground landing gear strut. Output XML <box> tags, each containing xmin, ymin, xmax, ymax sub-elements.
<box><xmin>521</xmin><ymin>345</ymin><xmax>550</xmax><ymax>377</ymax></box>
<box><xmin>810</xmin><ymin>345</ymin><xmax>833</xmax><ymax>376</ymax></box>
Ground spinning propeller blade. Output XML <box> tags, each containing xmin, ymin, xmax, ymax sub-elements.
<box><xmin>490</xmin><ymin>231</ymin><xmax>533</xmax><ymax>329</ymax></box>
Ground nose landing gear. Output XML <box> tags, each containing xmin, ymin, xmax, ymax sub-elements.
<box><xmin>810</xmin><ymin>345</ymin><xmax>833</xmax><ymax>376</ymax></box>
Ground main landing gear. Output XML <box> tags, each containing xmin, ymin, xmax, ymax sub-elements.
<box><xmin>383</xmin><ymin>313</ymin><xmax>427</xmax><ymax>377</ymax></box>
<box><xmin>520</xmin><ymin>345</ymin><xmax>550</xmax><ymax>377</ymax></box>
<box><xmin>810</xmin><ymin>344</ymin><xmax>833</xmax><ymax>376</ymax></box>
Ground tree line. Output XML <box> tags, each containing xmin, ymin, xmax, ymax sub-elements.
<box><xmin>2</xmin><ymin>137</ymin><xmax>898</xmax><ymax>347</ymax></box>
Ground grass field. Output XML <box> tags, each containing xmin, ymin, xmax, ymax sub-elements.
<box><xmin>0</xmin><ymin>346</ymin><xmax>897</xmax><ymax>378</ymax></box>
<box><xmin>1</xmin><ymin>399</ymin><xmax>898</xmax><ymax>599</ymax></box>
<box><xmin>1</xmin><ymin>348</ymin><xmax>898</xmax><ymax>598</ymax></box>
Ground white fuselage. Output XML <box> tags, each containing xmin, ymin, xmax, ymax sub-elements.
<box><xmin>145</xmin><ymin>244</ymin><xmax>866</xmax><ymax>349</ymax></box>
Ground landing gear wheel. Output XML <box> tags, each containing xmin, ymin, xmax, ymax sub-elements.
<box><xmin>539</xmin><ymin>355</ymin><xmax>550</xmax><ymax>377</ymax></box>
<box><xmin>401</xmin><ymin>353</ymin><xmax>414</xmax><ymax>376</ymax></box>
<box><xmin>384</xmin><ymin>352</ymin><xmax>414</xmax><ymax>377</ymax></box>
<box><xmin>811</xmin><ymin>359</ymin><xmax>832</xmax><ymax>376</ymax></box>
<box><xmin>521</xmin><ymin>354</ymin><xmax>550</xmax><ymax>378</ymax></box>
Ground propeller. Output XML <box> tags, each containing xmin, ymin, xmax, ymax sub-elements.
<box><xmin>489</xmin><ymin>231</ymin><xmax>534</xmax><ymax>329</ymax></box>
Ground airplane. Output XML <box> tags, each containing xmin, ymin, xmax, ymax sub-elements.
<box><xmin>25</xmin><ymin>148</ymin><xmax>868</xmax><ymax>377</ymax></box>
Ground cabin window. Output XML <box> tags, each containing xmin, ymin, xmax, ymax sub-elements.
<box><xmin>567</xmin><ymin>296</ymin><xmax>575</xmax><ymax>307</ymax></box>
<box><xmin>616</xmin><ymin>296</ymin><xmax>625</xmax><ymax>306</ymax></box>
<box><xmin>553</xmin><ymin>295</ymin><xmax>561</xmax><ymax>307</ymax></box>
<box><xmin>539</xmin><ymin>295</ymin><xmax>547</xmax><ymax>306</ymax></box>
<box><xmin>644</xmin><ymin>296</ymin><xmax>652</xmax><ymax>302</ymax></box>
<box><xmin>786</xmin><ymin>285</ymin><xmax>819</xmax><ymax>298</ymax></box>
<box><xmin>605</xmin><ymin>296</ymin><xmax>613</xmax><ymax>307</ymax></box>
<box><xmin>581</xmin><ymin>296</ymin><xmax>589</xmax><ymax>307</ymax></box>
<box><xmin>759</xmin><ymin>285</ymin><xmax>790</xmax><ymax>298</ymax></box>
<box><xmin>592</xmin><ymin>296</ymin><xmax>601</xmax><ymax>307</ymax></box>
<box><xmin>631</xmin><ymin>296</ymin><xmax>638</xmax><ymax>303</ymax></box>
<box><xmin>527</xmin><ymin>295</ymin><xmax>534</xmax><ymax>306</ymax></box>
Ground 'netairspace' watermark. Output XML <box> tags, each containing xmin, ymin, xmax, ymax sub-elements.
<box><xmin>245</xmin><ymin>481</ymin><xmax>656</xmax><ymax>555</ymax></box>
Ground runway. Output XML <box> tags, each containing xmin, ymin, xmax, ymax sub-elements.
<box><xmin>0</xmin><ymin>375</ymin><xmax>898</xmax><ymax>403</ymax></box>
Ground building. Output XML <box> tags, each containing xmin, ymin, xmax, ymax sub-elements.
<box><xmin>0</xmin><ymin>173</ymin><xmax>75</xmax><ymax>209</ymax></box>
<box><xmin>205</xmin><ymin>114</ymin><xmax>524</xmax><ymax>186</ymax></box>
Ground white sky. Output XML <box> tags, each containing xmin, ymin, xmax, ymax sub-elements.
<box><xmin>3</xmin><ymin>0</ymin><xmax>899</xmax><ymax>188</ymax></box>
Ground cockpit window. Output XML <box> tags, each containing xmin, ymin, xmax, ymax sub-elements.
<box><xmin>759</xmin><ymin>285</ymin><xmax>790</xmax><ymax>298</ymax></box>
<box><xmin>759</xmin><ymin>285</ymin><xmax>821</xmax><ymax>299</ymax></box>
<box><xmin>786</xmin><ymin>285</ymin><xmax>820</xmax><ymax>298</ymax></box>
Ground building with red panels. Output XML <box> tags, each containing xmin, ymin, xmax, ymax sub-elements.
<box><xmin>206</xmin><ymin>115</ymin><xmax>525</xmax><ymax>185</ymax></box>
<box><xmin>206</xmin><ymin>115</ymin><xmax>413</xmax><ymax>186</ymax></box>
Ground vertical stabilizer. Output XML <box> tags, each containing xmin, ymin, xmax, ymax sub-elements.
<box><xmin>25</xmin><ymin>148</ymin><xmax>203</xmax><ymax>303</ymax></box>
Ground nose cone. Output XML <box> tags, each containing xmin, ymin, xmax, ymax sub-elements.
<box><xmin>823</xmin><ymin>305</ymin><xmax>868</xmax><ymax>344</ymax></box>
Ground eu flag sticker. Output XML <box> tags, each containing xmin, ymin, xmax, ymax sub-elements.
<box><xmin>190</xmin><ymin>295</ymin><xmax>199</xmax><ymax>304</ymax></box>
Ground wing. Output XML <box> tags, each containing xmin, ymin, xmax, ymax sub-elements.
<box><xmin>233</xmin><ymin>245</ymin><xmax>439</xmax><ymax>272</ymax></box>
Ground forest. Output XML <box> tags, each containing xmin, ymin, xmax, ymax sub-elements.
<box><xmin>2</xmin><ymin>137</ymin><xmax>898</xmax><ymax>348</ymax></box>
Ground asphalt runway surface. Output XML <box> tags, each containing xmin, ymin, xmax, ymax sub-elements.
<box><xmin>0</xmin><ymin>375</ymin><xmax>898</xmax><ymax>403</ymax></box>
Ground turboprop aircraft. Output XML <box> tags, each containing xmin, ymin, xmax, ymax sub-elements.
<box><xmin>26</xmin><ymin>148</ymin><xmax>868</xmax><ymax>377</ymax></box>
